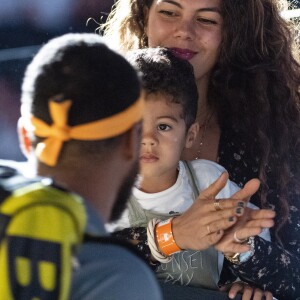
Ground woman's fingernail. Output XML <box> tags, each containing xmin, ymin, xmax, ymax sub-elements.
<box><xmin>236</xmin><ymin>207</ymin><xmax>242</xmax><ymax>214</ymax></box>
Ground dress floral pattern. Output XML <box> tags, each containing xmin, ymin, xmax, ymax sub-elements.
<box><xmin>218</xmin><ymin>127</ymin><xmax>300</xmax><ymax>300</ymax></box>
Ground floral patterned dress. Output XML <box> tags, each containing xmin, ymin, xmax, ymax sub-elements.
<box><xmin>218</xmin><ymin>127</ymin><xmax>300</xmax><ymax>300</ymax></box>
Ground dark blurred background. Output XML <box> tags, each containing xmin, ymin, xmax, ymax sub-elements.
<box><xmin>0</xmin><ymin>0</ymin><xmax>114</xmax><ymax>160</ymax></box>
<box><xmin>0</xmin><ymin>0</ymin><xmax>299</xmax><ymax>161</ymax></box>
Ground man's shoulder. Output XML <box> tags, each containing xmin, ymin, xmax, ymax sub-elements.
<box><xmin>71</xmin><ymin>240</ymin><xmax>162</xmax><ymax>300</ymax></box>
<box><xmin>75</xmin><ymin>238</ymin><xmax>154</xmax><ymax>277</ymax></box>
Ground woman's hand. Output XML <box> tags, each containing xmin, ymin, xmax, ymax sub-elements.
<box><xmin>172</xmin><ymin>173</ymin><xmax>261</xmax><ymax>251</ymax></box>
<box><xmin>220</xmin><ymin>282</ymin><xmax>273</xmax><ymax>300</ymax></box>
<box><xmin>214</xmin><ymin>180</ymin><xmax>275</xmax><ymax>255</ymax></box>
<box><xmin>214</xmin><ymin>206</ymin><xmax>275</xmax><ymax>255</ymax></box>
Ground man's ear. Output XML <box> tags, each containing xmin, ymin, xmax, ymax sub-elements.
<box><xmin>185</xmin><ymin>122</ymin><xmax>199</xmax><ymax>149</ymax></box>
<box><xmin>17</xmin><ymin>117</ymin><xmax>33</xmax><ymax>158</ymax></box>
<box><xmin>121</xmin><ymin>121</ymin><xmax>142</xmax><ymax>161</ymax></box>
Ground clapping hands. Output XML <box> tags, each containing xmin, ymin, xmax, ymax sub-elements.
<box><xmin>172</xmin><ymin>172</ymin><xmax>275</xmax><ymax>253</ymax></box>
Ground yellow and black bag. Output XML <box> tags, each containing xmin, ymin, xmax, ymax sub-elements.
<box><xmin>0</xmin><ymin>164</ymin><xmax>86</xmax><ymax>300</ymax></box>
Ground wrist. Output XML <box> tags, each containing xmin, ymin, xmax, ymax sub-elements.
<box><xmin>224</xmin><ymin>236</ymin><xmax>255</xmax><ymax>265</ymax></box>
<box><xmin>170</xmin><ymin>215</ymin><xmax>185</xmax><ymax>250</ymax></box>
<box><xmin>147</xmin><ymin>218</ymin><xmax>172</xmax><ymax>263</ymax></box>
<box><xmin>155</xmin><ymin>217</ymin><xmax>182</xmax><ymax>256</ymax></box>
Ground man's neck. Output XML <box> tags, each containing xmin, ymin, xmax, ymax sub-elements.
<box><xmin>38</xmin><ymin>161</ymin><xmax>118</xmax><ymax>223</ymax></box>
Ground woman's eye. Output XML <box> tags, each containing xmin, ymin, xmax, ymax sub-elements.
<box><xmin>159</xmin><ymin>10</ymin><xmax>177</xmax><ymax>17</ymax></box>
<box><xmin>158</xmin><ymin>124</ymin><xmax>171</xmax><ymax>131</ymax></box>
<box><xmin>197</xmin><ymin>18</ymin><xmax>217</xmax><ymax>25</ymax></box>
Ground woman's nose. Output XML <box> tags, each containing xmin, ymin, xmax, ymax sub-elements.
<box><xmin>173</xmin><ymin>18</ymin><xmax>195</xmax><ymax>40</ymax></box>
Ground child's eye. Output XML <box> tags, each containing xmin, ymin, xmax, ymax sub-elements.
<box><xmin>158</xmin><ymin>124</ymin><xmax>171</xmax><ymax>131</ymax></box>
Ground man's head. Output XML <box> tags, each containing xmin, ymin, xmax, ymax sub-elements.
<box><xmin>126</xmin><ymin>48</ymin><xmax>199</xmax><ymax>186</ymax></box>
<box><xmin>19</xmin><ymin>33</ymin><xmax>143</xmax><ymax>221</ymax></box>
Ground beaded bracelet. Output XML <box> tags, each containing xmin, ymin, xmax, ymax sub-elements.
<box><xmin>147</xmin><ymin>219</ymin><xmax>172</xmax><ymax>263</ymax></box>
<box><xmin>155</xmin><ymin>217</ymin><xmax>182</xmax><ymax>256</ymax></box>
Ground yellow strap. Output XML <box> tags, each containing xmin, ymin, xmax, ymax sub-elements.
<box><xmin>26</xmin><ymin>95</ymin><xmax>144</xmax><ymax>166</ymax></box>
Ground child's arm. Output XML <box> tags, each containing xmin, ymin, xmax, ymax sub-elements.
<box><xmin>220</xmin><ymin>282</ymin><xmax>273</xmax><ymax>300</ymax></box>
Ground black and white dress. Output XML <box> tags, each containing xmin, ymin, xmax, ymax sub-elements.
<box><xmin>218</xmin><ymin>127</ymin><xmax>300</xmax><ymax>300</ymax></box>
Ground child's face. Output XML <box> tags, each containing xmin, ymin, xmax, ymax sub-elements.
<box><xmin>140</xmin><ymin>93</ymin><xmax>197</xmax><ymax>180</ymax></box>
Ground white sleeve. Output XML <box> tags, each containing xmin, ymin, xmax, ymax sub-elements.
<box><xmin>190</xmin><ymin>159</ymin><xmax>240</xmax><ymax>198</ymax></box>
<box><xmin>105</xmin><ymin>208</ymin><xmax>130</xmax><ymax>232</ymax></box>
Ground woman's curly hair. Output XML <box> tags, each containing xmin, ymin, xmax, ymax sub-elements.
<box><xmin>101</xmin><ymin>0</ymin><xmax>152</xmax><ymax>50</ymax></box>
<box><xmin>211</xmin><ymin>0</ymin><xmax>300</xmax><ymax>240</ymax></box>
<box><xmin>102</xmin><ymin>0</ymin><xmax>300</xmax><ymax>239</ymax></box>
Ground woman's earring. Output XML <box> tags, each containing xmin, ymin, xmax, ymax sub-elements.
<box><xmin>141</xmin><ymin>32</ymin><xmax>148</xmax><ymax>48</ymax></box>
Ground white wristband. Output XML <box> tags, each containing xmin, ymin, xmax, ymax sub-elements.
<box><xmin>147</xmin><ymin>218</ymin><xmax>172</xmax><ymax>263</ymax></box>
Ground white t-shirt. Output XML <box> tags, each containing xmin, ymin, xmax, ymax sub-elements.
<box><xmin>107</xmin><ymin>160</ymin><xmax>240</xmax><ymax>275</ymax></box>
<box><xmin>108</xmin><ymin>159</ymin><xmax>240</xmax><ymax>231</ymax></box>
<box><xmin>107</xmin><ymin>159</ymin><xmax>270</xmax><ymax>281</ymax></box>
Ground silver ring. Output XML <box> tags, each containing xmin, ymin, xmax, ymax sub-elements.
<box><xmin>213</xmin><ymin>199</ymin><xmax>222</xmax><ymax>211</ymax></box>
<box><xmin>233</xmin><ymin>231</ymin><xmax>248</xmax><ymax>244</ymax></box>
<box><xmin>207</xmin><ymin>225</ymin><xmax>212</xmax><ymax>234</ymax></box>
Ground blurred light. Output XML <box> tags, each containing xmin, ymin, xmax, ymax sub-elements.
<box><xmin>281</xmin><ymin>8</ymin><xmax>300</xmax><ymax>19</ymax></box>
<box><xmin>0</xmin><ymin>45</ymin><xmax>40</xmax><ymax>62</ymax></box>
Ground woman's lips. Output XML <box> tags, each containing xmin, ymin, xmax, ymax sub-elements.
<box><xmin>169</xmin><ymin>48</ymin><xmax>197</xmax><ymax>60</ymax></box>
<box><xmin>140</xmin><ymin>153</ymin><xmax>159</xmax><ymax>163</ymax></box>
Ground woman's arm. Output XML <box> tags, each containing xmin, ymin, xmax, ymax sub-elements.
<box><xmin>217</xmin><ymin>195</ymin><xmax>300</xmax><ymax>300</ymax></box>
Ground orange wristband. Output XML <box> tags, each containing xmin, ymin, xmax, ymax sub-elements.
<box><xmin>155</xmin><ymin>218</ymin><xmax>181</xmax><ymax>256</ymax></box>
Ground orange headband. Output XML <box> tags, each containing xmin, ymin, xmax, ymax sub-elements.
<box><xmin>25</xmin><ymin>96</ymin><xmax>144</xmax><ymax>166</ymax></box>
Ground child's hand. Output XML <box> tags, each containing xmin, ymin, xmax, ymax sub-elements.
<box><xmin>220</xmin><ymin>281</ymin><xmax>273</xmax><ymax>300</ymax></box>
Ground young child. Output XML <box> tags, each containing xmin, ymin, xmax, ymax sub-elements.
<box><xmin>108</xmin><ymin>48</ymin><xmax>270</xmax><ymax>296</ymax></box>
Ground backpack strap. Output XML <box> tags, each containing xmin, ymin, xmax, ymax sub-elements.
<box><xmin>0</xmin><ymin>164</ymin><xmax>87</xmax><ymax>300</ymax></box>
<box><xmin>0</xmin><ymin>212</ymin><xmax>10</xmax><ymax>242</ymax></box>
<box><xmin>0</xmin><ymin>165</ymin><xmax>39</xmax><ymax>242</ymax></box>
<box><xmin>182</xmin><ymin>160</ymin><xmax>200</xmax><ymax>200</ymax></box>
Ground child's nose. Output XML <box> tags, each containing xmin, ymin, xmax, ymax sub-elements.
<box><xmin>141</xmin><ymin>132</ymin><xmax>158</xmax><ymax>146</ymax></box>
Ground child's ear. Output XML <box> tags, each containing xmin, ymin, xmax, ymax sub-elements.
<box><xmin>17</xmin><ymin>118</ymin><xmax>33</xmax><ymax>158</ymax></box>
<box><xmin>185</xmin><ymin>122</ymin><xmax>199</xmax><ymax>149</ymax></box>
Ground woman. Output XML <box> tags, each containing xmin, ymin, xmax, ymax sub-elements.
<box><xmin>102</xmin><ymin>1</ymin><xmax>300</xmax><ymax>299</ymax></box>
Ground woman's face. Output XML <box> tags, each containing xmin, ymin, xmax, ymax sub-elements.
<box><xmin>145</xmin><ymin>0</ymin><xmax>223</xmax><ymax>82</ymax></box>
